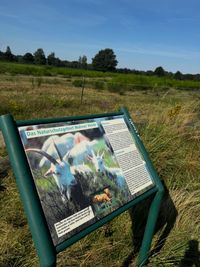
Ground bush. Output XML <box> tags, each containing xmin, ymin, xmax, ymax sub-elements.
<box><xmin>107</xmin><ymin>82</ymin><xmax>124</xmax><ymax>93</ymax></box>
<box><xmin>94</xmin><ymin>80</ymin><xmax>105</xmax><ymax>90</ymax></box>
<box><xmin>72</xmin><ymin>79</ymin><xmax>83</xmax><ymax>87</ymax></box>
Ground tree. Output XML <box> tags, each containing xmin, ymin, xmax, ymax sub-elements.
<box><xmin>78</xmin><ymin>55</ymin><xmax>87</xmax><ymax>69</ymax></box>
<box><xmin>23</xmin><ymin>52</ymin><xmax>34</xmax><ymax>64</ymax></box>
<box><xmin>34</xmin><ymin>48</ymin><xmax>46</xmax><ymax>65</ymax></box>
<box><xmin>47</xmin><ymin>52</ymin><xmax>56</xmax><ymax>65</ymax></box>
<box><xmin>154</xmin><ymin>66</ymin><xmax>165</xmax><ymax>77</ymax></box>
<box><xmin>81</xmin><ymin>55</ymin><xmax>87</xmax><ymax>69</ymax></box>
<box><xmin>15</xmin><ymin>55</ymin><xmax>23</xmax><ymax>63</ymax></box>
<box><xmin>70</xmin><ymin>61</ymin><xmax>79</xmax><ymax>68</ymax></box>
<box><xmin>4</xmin><ymin>46</ymin><xmax>14</xmax><ymax>61</ymax></box>
<box><xmin>0</xmin><ymin>50</ymin><xmax>4</xmax><ymax>61</ymax></box>
<box><xmin>78</xmin><ymin>56</ymin><xmax>82</xmax><ymax>67</ymax></box>
<box><xmin>174</xmin><ymin>71</ymin><xmax>183</xmax><ymax>80</ymax></box>
<box><xmin>92</xmin><ymin>48</ymin><xmax>118</xmax><ymax>72</ymax></box>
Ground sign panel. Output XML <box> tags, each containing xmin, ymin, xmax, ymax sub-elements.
<box><xmin>18</xmin><ymin>115</ymin><xmax>154</xmax><ymax>246</ymax></box>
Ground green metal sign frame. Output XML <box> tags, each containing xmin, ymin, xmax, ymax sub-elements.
<box><xmin>0</xmin><ymin>107</ymin><xmax>164</xmax><ymax>267</ymax></box>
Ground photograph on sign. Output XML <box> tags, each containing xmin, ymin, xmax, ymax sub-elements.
<box><xmin>18</xmin><ymin>115</ymin><xmax>154</xmax><ymax>246</ymax></box>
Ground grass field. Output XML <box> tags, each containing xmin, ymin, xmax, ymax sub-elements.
<box><xmin>0</xmin><ymin>69</ymin><xmax>200</xmax><ymax>267</ymax></box>
<box><xmin>1</xmin><ymin>61</ymin><xmax>200</xmax><ymax>91</ymax></box>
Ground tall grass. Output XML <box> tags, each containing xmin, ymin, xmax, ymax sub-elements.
<box><xmin>139</xmin><ymin>100</ymin><xmax>200</xmax><ymax>189</ymax></box>
<box><xmin>148</xmin><ymin>189</ymin><xmax>200</xmax><ymax>266</ymax></box>
<box><xmin>0</xmin><ymin>62</ymin><xmax>113</xmax><ymax>78</ymax></box>
<box><xmin>0</xmin><ymin>75</ymin><xmax>199</xmax><ymax>266</ymax></box>
<box><xmin>110</xmin><ymin>73</ymin><xmax>200</xmax><ymax>90</ymax></box>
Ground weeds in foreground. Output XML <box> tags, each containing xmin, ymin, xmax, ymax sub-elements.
<box><xmin>0</xmin><ymin>75</ymin><xmax>199</xmax><ymax>266</ymax></box>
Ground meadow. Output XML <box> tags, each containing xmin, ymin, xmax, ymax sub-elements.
<box><xmin>0</xmin><ymin>65</ymin><xmax>200</xmax><ymax>267</ymax></box>
<box><xmin>1</xmin><ymin>61</ymin><xmax>200</xmax><ymax>91</ymax></box>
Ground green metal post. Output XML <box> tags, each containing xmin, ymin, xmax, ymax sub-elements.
<box><xmin>137</xmin><ymin>189</ymin><xmax>164</xmax><ymax>266</ymax></box>
<box><xmin>0</xmin><ymin>114</ymin><xmax>56</xmax><ymax>267</ymax></box>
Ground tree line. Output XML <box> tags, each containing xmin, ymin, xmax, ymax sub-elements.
<box><xmin>0</xmin><ymin>46</ymin><xmax>200</xmax><ymax>81</ymax></box>
<box><xmin>0</xmin><ymin>46</ymin><xmax>118</xmax><ymax>72</ymax></box>
<box><xmin>0</xmin><ymin>46</ymin><xmax>90</xmax><ymax>69</ymax></box>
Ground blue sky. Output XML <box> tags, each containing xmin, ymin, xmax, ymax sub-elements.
<box><xmin>1</xmin><ymin>0</ymin><xmax>200</xmax><ymax>73</ymax></box>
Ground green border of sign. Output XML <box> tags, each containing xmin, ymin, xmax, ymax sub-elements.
<box><xmin>0</xmin><ymin>107</ymin><xmax>164</xmax><ymax>267</ymax></box>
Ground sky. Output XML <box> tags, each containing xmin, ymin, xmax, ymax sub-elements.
<box><xmin>1</xmin><ymin>0</ymin><xmax>200</xmax><ymax>74</ymax></box>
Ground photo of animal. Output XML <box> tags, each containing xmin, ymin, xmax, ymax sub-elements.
<box><xmin>20</xmin><ymin>120</ymin><xmax>132</xmax><ymax>245</ymax></box>
<box><xmin>26</xmin><ymin>143</ymin><xmax>79</xmax><ymax>203</ymax></box>
<box><xmin>90</xmin><ymin>150</ymin><xmax>126</xmax><ymax>188</ymax></box>
<box><xmin>93</xmin><ymin>188</ymin><xmax>112</xmax><ymax>204</ymax></box>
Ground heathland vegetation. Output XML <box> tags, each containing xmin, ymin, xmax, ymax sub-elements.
<box><xmin>1</xmin><ymin>45</ymin><xmax>200</xmax><ymax>81</ymax></box>
<box><xmin>1</xmin><ymin>61</ymin><xmax>200</xmax><ymax>92</ymax></box>
<box><xmin>0</xmin><ymin>57</ymin><xmax>200</xmax><ymax>266</ymax></box>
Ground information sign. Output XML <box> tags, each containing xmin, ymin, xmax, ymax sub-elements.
<box><xmin>0</xmin><ymin>107</ymin><xmax>164</xmax><ymax>267</ymax></box>
<box><xmin>19</xmin><ymin>115</ymin><xmax>154</xmax><ymax>246</ymax></box>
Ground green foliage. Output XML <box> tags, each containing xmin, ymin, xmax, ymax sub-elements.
<box><xmin>93</xmin><ymin>80</ymin><xmax>105</xmax><ymax>90</ymax></box>
<box><xmin>92</xmin><ymin>48</ymin><xmax>118</xmax><ymax>72</ymax></box>
<box><xmin>3</xmin><ymin>46</ymin><xmax>14</xmax><ymax>62</ymax></box>
<box><xmin>107</xmin><ymin>82</ymin><xmax>125</xmax><ymax>94</ymax></box>
<box><xmin>154</xmin><ymin>66</ymin><xmax>166</xmax><ymax>77</ymax></box>
<box><xmin>72</xmin><ymin>79</ymin><xmax>84</xmax><ymax>87</ymax></box>
<box><xmin>34</xmin><ymin>48</ymin><xmax>46</xmax><ymax>65</ymax></box>
<box><xmin>78</xmin><ymin>55</ymin><xmax>87</xmax><ymax>69</ymax></box>
<box><xmin>1</xmin><ymin>62</ymin><xmax>200</xmax><ymax>91</ymax></box>
<box><xmin>22</xmin><ymin>52</ymin><xmax>34</xmax><ymax>64</ymax></box>
<box><xmin>47</xmin><ymin>52</ymin><xmax>56</xmax><ymax>66</ymax></box>
<box><xmin>174</xmin><ymin>70</ymin><xmax>183</xmax><ymax>80</ymax></box>
<box><xmin>0</xmin><ymin>62</ymin><xmax>113</xmax><ymax>78</ymax></box>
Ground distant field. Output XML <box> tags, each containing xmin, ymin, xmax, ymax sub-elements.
<box><xmin>0</xmin><ymin>73</ymin><xmax>200</xmax><ymax>266</ymax></box>
<box><xmin>0</xmin><ymin>61</ymin><xmax>112</xmax><ymax>77</ymax></box>
<box><xmin>1</xmin><ymin>61</ymin><xmax>200</xmax><ymax>91</ymax></box>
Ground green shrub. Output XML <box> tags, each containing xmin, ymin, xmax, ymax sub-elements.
<box><xmin>94</xmin><ymin>80</ymin><xmax>105</xmax><ymax>90</ymax></box>
<box><xmin>72</xmin><ymin>79</ymin><xmax>84</xmax><ymax>87</ymax></box>
<box><xmin>107</xmin><ymin>82</ymin><xmax>124</xmax><ymax>93</ymax></box>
